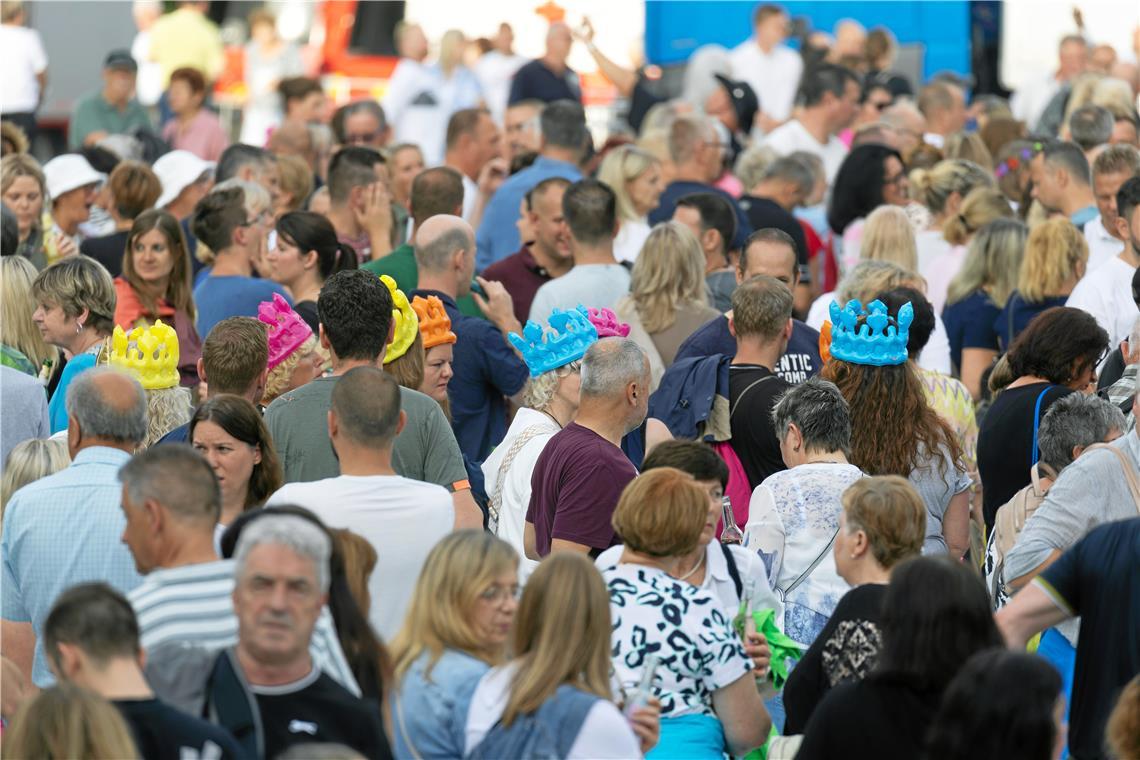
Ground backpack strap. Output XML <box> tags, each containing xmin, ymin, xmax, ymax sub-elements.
<box><xmin>730</xmin><ymin>373</ymin><xmax>776</xmax><ymax>420</ymax></box>
<box><xmin>204</xmin><ymin>649</ymin><xmax>263</xmax><ymax>760</ymax></box>
<box><xmin>1085</xmin><ymin>443</ymin><xmax>1140</xmax><ymax>513</ymax></box>
<box><xmin>1030</xmin><ymin>386</ymin><xmax>1053</xmax><ymax>467</ymax></box>
<box><xmin>488</xmin><ymin>425</ymin><xmax>551</xmax><ymax>533</ymax></box>
<box><xmin>719</xmin><ymin>542</ymin><xmax>743</xmax><ymax>601</ymax></box>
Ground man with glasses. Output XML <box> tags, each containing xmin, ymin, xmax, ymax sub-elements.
<box><xmin>647</xmin><ymin>114</ymin><xmax>752</xmax><ymax>251</ymax></box>
<box><xmin>191</xmin><ymin>182</ymin><xmax>290</xmax><ymax>337</ymax></box>
<box><xmin>331</xmin><ymin>100</ymin><xmax>389</xmax><ymax>149</ymax></box>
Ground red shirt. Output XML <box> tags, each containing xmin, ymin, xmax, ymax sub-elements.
<box><xmin>481</xmin><ymin>245</ymin><xmax>551</xmax><ymax>326</ymax></box>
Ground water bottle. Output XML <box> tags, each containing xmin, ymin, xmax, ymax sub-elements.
<box><xmin>720</xmin><ymin>496</ymin><xmax>744</xmax><ymax>545</ymax></box>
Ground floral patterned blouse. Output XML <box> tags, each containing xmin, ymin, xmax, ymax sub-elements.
<box><xmin>744</xmin><ymin>463</ymin><xmax>865</xmax><ymax>647</ymax></box>
<box><xmin>604</xmin><ymin>563</ymin><xmax>751</xmax><ymax>718</ymax></box>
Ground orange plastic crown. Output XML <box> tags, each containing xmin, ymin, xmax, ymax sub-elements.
<box><xmin>411</xmin><ymin>295</ymin><xmax>457</xmax><ymax>349</ymax></box>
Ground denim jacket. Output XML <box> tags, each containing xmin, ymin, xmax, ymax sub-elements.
<box><xmin>388</xmin><ymin>649</ymin><xmax>489</xmax><ymax>759</ymax></box>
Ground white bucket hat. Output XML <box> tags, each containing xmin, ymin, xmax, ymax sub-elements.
<box><xmin>154</xmin><ymin>150</ymin><xmax>216</xmax><ymax>209</ymax></box>
<box><xmin>42</xmin><ymin>154</ymin><xmax>106</xmax><ymax>200</ymax></box>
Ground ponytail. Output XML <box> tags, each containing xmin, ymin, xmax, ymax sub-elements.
<box><xmin>275</xmin><ymin>210</ymin><xmax>357</xmax><ymax>283</ymax></box>
<box><xmin>332</xmin><ymin>242</ymin><xmax>359</xmax><ymax>274</ymax></box>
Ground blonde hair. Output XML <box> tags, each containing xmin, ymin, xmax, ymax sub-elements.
<box><xmin>596</xmin><ymin>146</ymin><xmax>660</xmax><ymax>222</ymax></box>
<box><xmin>263</xmin><ymin>334</ymin><xmax>320</xmax><ymax>405</ymax></box>
<box><xmin>733</xmin><ymin>144</ymin><xmax>780</xmax><ymax>192</ymax></box>
<box><xmin>383</xmin><ymin>331</ymin><xmax>425</xmax><ymax>394</ymax></box>
<box><xmin>1106</xmin><ymin>675</ymin><xmax>1140</xmax><ymax>760</ymax></box>
<box><xmin>501</xmin><ymin>553</ymin><xmax>613</xmax><ymax>726</ymax></box>
<box><xmin>837</xmin><ymin>260</ymin><xmax>924</xmax><ymax>305</ymax></box>
<box><xmin>628</xmin><ymin>221</ymin><xmax>708</xmax><ymax>334</ymax></box>
<box><xmin>3</xmin><ymin>684</ymin><xmax>140</xmax><ymax>760</ymax></box>
<box><xmin>942</xmin><ymin>187</ymin><xmax>1013</xmax><ymax>246</ymax></box>
<box><xmin>942</xmin><ymin>131</ymin><xmax>994</xmax><ymax>171</ymax></box>
<box><xmin>390</xmin><ymin>530</ymin><xmax>518</xmax><ymax>680</ymax></box>
<box><xmin>1017</xmin><ymin>218</ymin><xmax>1088</xmax><ymax>303</ymax></box>
<box><xmin>1090</xmin><ymin>77</ymin><xmax>1137</xmax><ymax>120</ymax></box>
<box><xmin>1</xmin><ymin>256</ymin><xmax>58</xmax><ymax>371</ymax></box>
<box><xmin>438</xmin><ymin>29</ymin><xmax>466</xmax><ymax>75</ymax></box>
<box><xmin>1062</xmin><ymin>72</ymin><xmax>1104</xmax><ymax>123</ymax></box>
<box><xmin>909</xmin><ymin>159</ymin><xmax>994</xmax><ymax>217</ymax></box>
<box><xmin>2</xmin><ymin>153</ymin><xmax>45</xmax><ymax>198</ymax></box>
<box><xmin>611</xmin><ymin>467</ymin><xmax>707</xmax><ymax>557</ymax></box>
<box><xmin>142</xmin><ymin>386</ymin><xmax>192</xmax><ymax>450</ymax></box>
<box><xmin>523</xmin><ymin>359</ymin><xmax>580</xmax><ymax>411</ymax></box>
<box><xmin>2</xmin><ymin>438</ymin><xmax>70</xmax><ymax>516</ymax></box>
<box><xmin>1</xmin><ymin>120</ymin><xmax>30</xmax><ymax>154</ymax></box>
<box><xmin>946</xmin><ymin>218</ymin><xmax>1027</xmax><ymax>309</ymax></box>
<box><xmin>636</xmin><ymin>128</ymin><xmax>670</xmax><ymax>166</ymax></box>
<box><xmin>841</xmin><ymin>475</ymin><xmax>926</xmax><ymax>569</ymax></box>
<box><xmin>860</xmin><ymin>205</ymin><xmax>918</xmax><ymax>271</ymax></box>
<box><xmin>277</xmin><ymin>154</ymin><xmax>314</xmax><ymax>213</ymax></box>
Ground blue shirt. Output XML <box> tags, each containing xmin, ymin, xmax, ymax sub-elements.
<box><xmin>410</xmin><ymin>289</ymin><xmax>528</xmax><ymax>462</ymax></box>
<box><xmin>993</xmin><ymin>292</ymin><xmax>1069</xmax><ymax>351</ymax></box>
<box><xmin>1070</xmin><ymin>205</ymin><xmax>1098</xmax><ymax>231</ymax></box>
<box><xmin>647</xmin><ymin>180</ymin><xmax>753</xmax><ymax>251</ymax></box>
<box><xmin>48</xmin><ymin>349</ymin><xmax>99</xmax><ymax>433</ymax></box>
<box><xmin>193</xmin><ymin>275</ymin><xmax>290</xmax><ymax>338</ymax></box>
<box><xmin>942</xmin><ymin>289</ymin><xmax>1001</xmax><ymax>371</ymax></box>
<box><xmin>476</xmin><ymin>156</ymin><xmax>581</xmax><ymax>270</ymax></box>
<box><xmin>673</xmin><ymin>314</ymin><xmax>821</xmax><ymax>385</ymax></box>
<box><xmin>389</xmin><ymin>650</ymin><xmax>488</xmax><ymax>759</ymax></box>
<box><xmin>2</xmin><ymin>447</ymin><xmax>143</xmax><ymax>685</ymax></box>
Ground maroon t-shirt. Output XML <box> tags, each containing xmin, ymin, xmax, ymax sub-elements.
<box><xmin>481</xmin><ymin>246</ymin><xmax>551</xmax><ymax>326</ymax></box>
<box><xmin>525</xmin><ymin>422</ymin><xmax>638</xmax><ymax>556</ymax></box>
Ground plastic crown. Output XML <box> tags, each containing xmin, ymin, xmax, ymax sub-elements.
<box><xmin>109</xmin><ymin>320</ymin><xmax>180</xmax><ymax>390</ymax></box>
<box><xmin>258</xmin><ymin>294</ymin><xmax>313</xmax><ymax>370</ymax></box>
<box><xmin>578</xmin><ymin>305</ymin><xmax>630</xmax><ymax>338</ymax></box>
<box><xmin>411</xmin><ymin>295</ymin><xmax>457</xmax><ymax>350</ymax></box>
<box><xmin>826</xmin><ymin>299</ymin><xmax>913</xmax><ymax>367</ymax></box>
<box><xmin>380</xmin><ymin>274</ymin><xmax>420</xmax><ymax>365</ymax></box>
<box><xmin>509</xmin><ymin>306</ymin><xmax>598</xmax><ymax>378</ymax></box>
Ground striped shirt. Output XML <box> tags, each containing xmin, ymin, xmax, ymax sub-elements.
<box><xmin>129</xmin><ymin>559</ymin><xmax>361</xmax><ymax>696</ymax></box>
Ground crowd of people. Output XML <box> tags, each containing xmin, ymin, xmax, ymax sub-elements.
<box><xmin>2</xmin><ymin>0</ymin><xmax>1140</xmax><ymax>758</ymax></box>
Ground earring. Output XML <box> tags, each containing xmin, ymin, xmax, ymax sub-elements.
<box><xmin>75</xmin><ymin>321</ymin><xmax>84</xmax><ymax>334</ymax></box>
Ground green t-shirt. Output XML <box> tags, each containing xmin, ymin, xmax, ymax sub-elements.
<box><xmin>69</xmin><ymin>91</ymin><xmax>153</xmax><ymax>149</ymax></box>
<box><xmin>361</xmin><ymin>244</ymin><xmax>486</xmax><ymax>320</ymax></box>
<box><xmin>265</xmin><ymin>376</ymin><xmax>468</xmax><ymax>488</ymax></box>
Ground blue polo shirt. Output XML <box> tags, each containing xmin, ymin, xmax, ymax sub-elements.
<box><xmin>648</xmin><ymin>180</ymin><xmax>753</xmax><ymax>251</ymax></box>
<box><xmin>409</xmin><ymin>289</ymin><xmax>529</xmax><ymax>462</ymax></box>
<box><xmin>193</xmin><ymin>275</ymin><xmax>291</xmax><ymax>338</ymax></box>
<box><xmin>475</xmin><ymin>156</ymin><xmax>581</xmax><ymax>271</ymax></box>
<box><xmin>1069</xmin><ymin>204</ymin><xmax>1098</xmax><ymax>231</ymax></box>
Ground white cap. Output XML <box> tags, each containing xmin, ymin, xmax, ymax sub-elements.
<box><xmin>42</xmin><ymin>155</ymin><xmax>106</xmax><ymax>200</ymax></box>
<box><xmin>154</xmin><ymin>150</ymin><xmax>216</xmax><ymax>209</ymax></box>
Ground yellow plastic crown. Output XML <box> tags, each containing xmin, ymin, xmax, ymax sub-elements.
<box><xmin>109</xmin><ymin>320</ymin><xmax>180</xmax><ymax>390</ymax></box>
<box><xmin>411</xmin><ymin>295</ymin><xmax>457</xmax><ymax>349</ymax></box>
<box><xmin>380</xmin><ymin>274</ymin><xmax>420</xmax><ymax>365</ymax></box>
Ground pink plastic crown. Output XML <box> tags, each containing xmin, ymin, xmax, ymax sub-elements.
<box><xmin>578</xmin><ymin>305</ymin><xmax>630</xmax><ymax>338</ymax></box>
<box><xmin>258</xmin><ymin>293</ymin><xmax>313</xmax><ymax>369</ymax></box>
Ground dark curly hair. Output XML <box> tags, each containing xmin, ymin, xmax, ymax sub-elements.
<box><xmin>317</xmin><ymin>270</ymin><xmax>394</xmax><ymax>362</ymax></box>
<box><xmin>1006</xmin><ymin>307</ymin><xmax>1108</xmax><ymax>386</ymax></box>
<box><xmin>827</xmin><ymin>143</ymin><xmax>903</xmax><ymax>234</ymax></box>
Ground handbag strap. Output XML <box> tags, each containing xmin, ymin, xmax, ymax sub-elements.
<box><xmin>488</xmin><ymin>425</ymin><xmax>551</xmax><ymax>532</ymax></box>
<box><xmin>719</xmin><ymin>542</ymin><xmax>743</xmax><ymax>601</ymax></box>
<box><xmin>1030</xmin><ymin>386</ymin><xmax>1052</xmax><ymax>467</ymax></box>
<box><xmin>1085</xmin><ymin>443</ymin><xmax>1140</xmax><ymax>513</ymax></box>
<box><xmin>393</xmin><ymin>691</ymin><xmax>425</xmax><ymax>760</ymax></box>
<box><xmin>781</xmin><ymin>524</ymin><xmax>840</xmax><ymax>599</ymax></box>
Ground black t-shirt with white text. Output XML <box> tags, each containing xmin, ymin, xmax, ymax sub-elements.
<box><xmin>728</xmin><ymin>364</ymin><xmax>790</xmax><ymax>489</ymax></box>
<box><xmin>115</xmin><ymin>698</ymin><xmax>244</xmax><ymax>760</ymax></box>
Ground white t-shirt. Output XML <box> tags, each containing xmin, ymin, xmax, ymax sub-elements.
<box><xmin>474</xmin><ymin>51</ymin><xmax>526</xmax><ymax>125</ymax></box>
<box><xmin>728</xmin><ymin>41</ymin><xmax>802</xmax><ymax>123</ymax></box>
<box><xmin>921</xmin><ymin>242</ymin><xmax>968</xmax><ymax>315</ymax></box>
<box><xmin>1066</xmin><ymin>255</ymin><xmax>1139</xmax><ymax>349</ymax></box>
<box><xmin>0</xmin><ymin>25</ymin><xmax>48</xmax><ymax>113</ymax></box>
<box><xmin>915</xmin><ymin>228</ymin><xmax>953</xmax><ymax>275</ymax></box>
<box><xmin>613</xmin><ymin>219</ymin><xmax>652</xmax><ymax>265</ymax></box>
<box><xmin>528</xmin><ymin>263</ymin><xmax>631</xmax><ymax>323</ymax></box>
<box><xmin>266</xmin><ymin>474</ymin><xmax>454</xmax><ymax>642</ymax></box>
<box><xmin>482</xmin><ymin>407</ymin><xmax>560</xmax><ymax>580</ymax></box>
<box><xmin>1010</xmin><ymin>74</ymin><xmax>1062</xmax><ymax>129</ymax></box>
<box><xmin>383</xmin><ymin>61</ymin><xmax>483</xmax><ymax>166</ymax></box>
<box><xmin>460</xmin><ymin>171</ymin><xmax>479</xmax><ymax>221</ymax></box>
<box><xmin>463</xmin><ymin>663</ymin><xmax>641</xmax><ymax>759</ymax></box>
<box><xmin>1083</xmin><ymin>214</ymin><xmax>1125</xmax><ymax>275</ymax></box>
<box><xmin>762</xmin><ymin>119</ymin><xmax>848</xmax><ymax>184</ymax></box>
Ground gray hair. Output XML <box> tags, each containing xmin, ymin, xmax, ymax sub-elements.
<box><xmin>1038</xmin><ymin>393</ymin><xmax>1127</xmax><ymax>473</ymax></box>
<box><xmin>235</xmin><ymin>515</ymin><xmax>331</xmax><ymax>593</ymax></box>
<box><xmin>771</xmin><ymin>377</ymin><xmax>852</xmax><ymax>454</ymax></box>
<box><xmin>759</xmin><ymin>155</ymin><xmax>816</xmax><ymax>197</ymax></box>
<box><xmin>65</xmin><ymin>367</ymin><xmax>147</xmax><ymax>444</ymax></box>
<box><xmin>211</xmin><ymin>178</ymin><xmax>271</xmax><ymax>217</ymax></box>
<box><xmin>733</xmin><ymin>145</ymin><xmax>780</xmax><ymax>192</ymax></box>
<box><xmin>1068</xmin><ymin>104</ymin><xmax>1114</xmax><ymax>151</ymax></box>
<box><xmin>540</xmin><ymin>100</ymin><xmax>588</xmax><ymax>152</ymax></box>
<box><xmin>118</xmin><ymin>444</ymin><xmax>220</xmax><ymax>525</ymax></box>
<box><xmin>580</xmin><ymin>338</ymin><xmax>647</xmax><ymax>398</ymax></box>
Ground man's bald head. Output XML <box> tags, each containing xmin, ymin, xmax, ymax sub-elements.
<box><xmin>66</xmin><ymin>367</ymin><xmax>148</xmax><ymax>448</ymax></box>
<box><xmin>415</xmin><ymin>214</ymin><xmax>475</xmax><ymax>281</ymax></box>
<box><xmin>546</xmin><ymin>22</ymin><xmax>572</xmax><ymax>63</ymax></box>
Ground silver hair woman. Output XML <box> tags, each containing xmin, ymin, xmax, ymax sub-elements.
<box><xmin>1</xmin><ymin>438</ymin><xmax>70</xmax><ymax>515</ymax></box>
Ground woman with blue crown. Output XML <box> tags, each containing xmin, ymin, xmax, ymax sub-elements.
<box><xmin>821</xmin><ymin>298</ymin><xmax>971</xmax><ymax>560</ymax></box>
<box><xmin>483</xmin><ymin>305</ymin><xmax>622</xmax><ymax>580</ymax></box>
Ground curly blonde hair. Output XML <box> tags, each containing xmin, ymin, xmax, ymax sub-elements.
<box><xmin>262</xmin><ymin>334</ymin><xmax>320</xmax><ymax>405</ymax></box>
<box><xmin>142</xmin><ymin>386</ymin><xmax>192</xmax><ymax>450</ymax></box>
<box><xmin>1017</xmin><ymin>218</ymin><xmax>1088</xmax><ymax>303</ymax></box>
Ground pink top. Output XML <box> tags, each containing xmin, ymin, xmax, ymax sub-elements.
<box><xmin>162</xmin><ymin>108</ymin><xmax>229</xmax><ymax>162</ymax></box>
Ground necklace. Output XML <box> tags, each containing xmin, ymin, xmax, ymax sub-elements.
<box><xmin>538</xmin><ymin>408</ymin><xmax>563</xmax><ymax>429</ymax></box>
<box><xmin>675</xmin><ymin>551</ymin><xmax>705</xmax><ymax>581</ymax></box>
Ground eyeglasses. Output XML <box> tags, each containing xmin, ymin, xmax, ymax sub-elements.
<box><xmin>240</xmin><ymin>209</ymin><xmax>273</xmax><ymax>227</ymax></box>
<box><xmin>346</xmin><ymin>132</ymin><xmax>381</xmax><ymax>145</ymax></box>
<box><xmin>478</xmin><ymin>584</ymin><xmax>521</xmax><ymax>604</ymax></box>
<box><xmin>883</xmin><ymin>173</ymin><xmax>907</xmax><ymax>187</ymax></box>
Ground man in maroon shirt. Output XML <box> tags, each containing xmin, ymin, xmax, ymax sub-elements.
<box><xmin>481</xmin><ymin>177</ymin><xmax>573</xmax><ymax>325</ymax></box>
<box><xmin>524</xmin><ymin>337</ymin><xmax>650</xmax><ymax>557</ymax></box>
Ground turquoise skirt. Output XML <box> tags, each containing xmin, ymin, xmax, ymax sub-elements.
<box><xmin>648</xmin><ymin>713</ymin><xmax>726</xmax><ymax>760</ymax></box>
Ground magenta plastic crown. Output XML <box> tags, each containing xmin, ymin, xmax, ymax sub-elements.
<box><xmin>578</xmin><ymin>305</ymin><xmax>630</xmax><ymax>338</ymax></box>
<box><xmin>258</xmin><ymin>293</ymin><xmax>313</xmax><ymax>370</ymax></box>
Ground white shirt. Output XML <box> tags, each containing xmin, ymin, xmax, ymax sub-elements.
<box><xmin>729</xmin><ymin>41</ymin><xmax>802</xmax><ymax>122</ymax></box>
<box><xmin>460</xmin><ymin>172</ymin><xmax>479</xmax><ymax>221</ymax></box>
<box><xmin>464</xmin><ymin>664</ymin><xmax>641</xmax><ymax>759</ymax></box>
<box><xmin>266</xmin><ymin>474</ymin><xmax>454</xmax><ymax>642</ymax></box>
<box><xmin>1083</xmin><ymin>214</ymin><xmax>1125</xmax><ymax>274</ymax></box>
<box><xmin>762</xmin><ymin>119</ymin><xmax>848</xmax><ymax>184</ymax></box>
<box><xmin>1010</xmin><ymin>74</ymin><xmax>1062</xmax><ymax>129</ymax></box>
<box><xmin>131</xmin><ymin>30</ymin><xmax>163</xmax><ymax>107</ymax></box>
<box><xmin>0</xmin><ymin>24</ymin><xmax>48</xmax><ymax>113</ymax></box>
<box><xmin>613</xmin><ymin>218</ymin><xmax>652</xmax><ymax>264</ymax></box>
<box><xmin>474</xmin><ymin>51</ymin><xmax>526</xmax><ymax>125</ymax></box>
<box><xmin>383</xmin><ymin>61</ymin><xmax>482</xmax><ymax>166</ymax></box>
<box><xmin>482</xmin><ymin>407</ymin><xmax>560</xmax><ymax>580</ymax></box>
<box><xmin>915</xmin><ymin>228</ymin><xmax>953</xmax><ymax>274</ymax></box>
<box><xmin>921</xmin><ymin>242</ymin><xmax>968</xmax><ymax>315</ymax></box>
<box><xmin>528</xmin><ymin>263</ymin><xmax>631</xmax><ymax>323</ymax></box>
<box><xmin>1066</xmin><ymin>255</ymin><xmax>1139</xmax><ymax>350</ymax></box>
<box><xmin>923</xmin><ymin>132</ymin><xmax>946</xmax><ymax>149</ymax></box>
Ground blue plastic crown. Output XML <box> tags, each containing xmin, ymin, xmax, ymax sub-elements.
<box><xmin>509</xmin><ymin>306</ymin><xmax>599</xmax><ymax>377</ymax></box>
<box><xmin>827</xmin><ymin>299</ymin><xmax>913</xmax><ymax>366</ymax></box>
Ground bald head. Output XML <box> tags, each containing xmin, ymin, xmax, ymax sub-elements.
<box><xmin>66</xmin><ymin>367</ymin><xmax>148</xmax><ymax>450</ymax></box>
<box><xmin>546</xmin><ymin>22</ymin><xmax>572</xmax><ymax>64</ymax></box>
<box><xmin>330</xmin><ymin>366</ymin><xmax>403</xmax><ymax>449</ymax></box>
<box><xmin>833</xmin><ymin>20</ymin><xmax>866</xmax><ymax>58</ymax></box>
<box><xmin>414</xmin><ymin>214</ymin><xmax>476</xmax><ymax>291</ymax></box>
